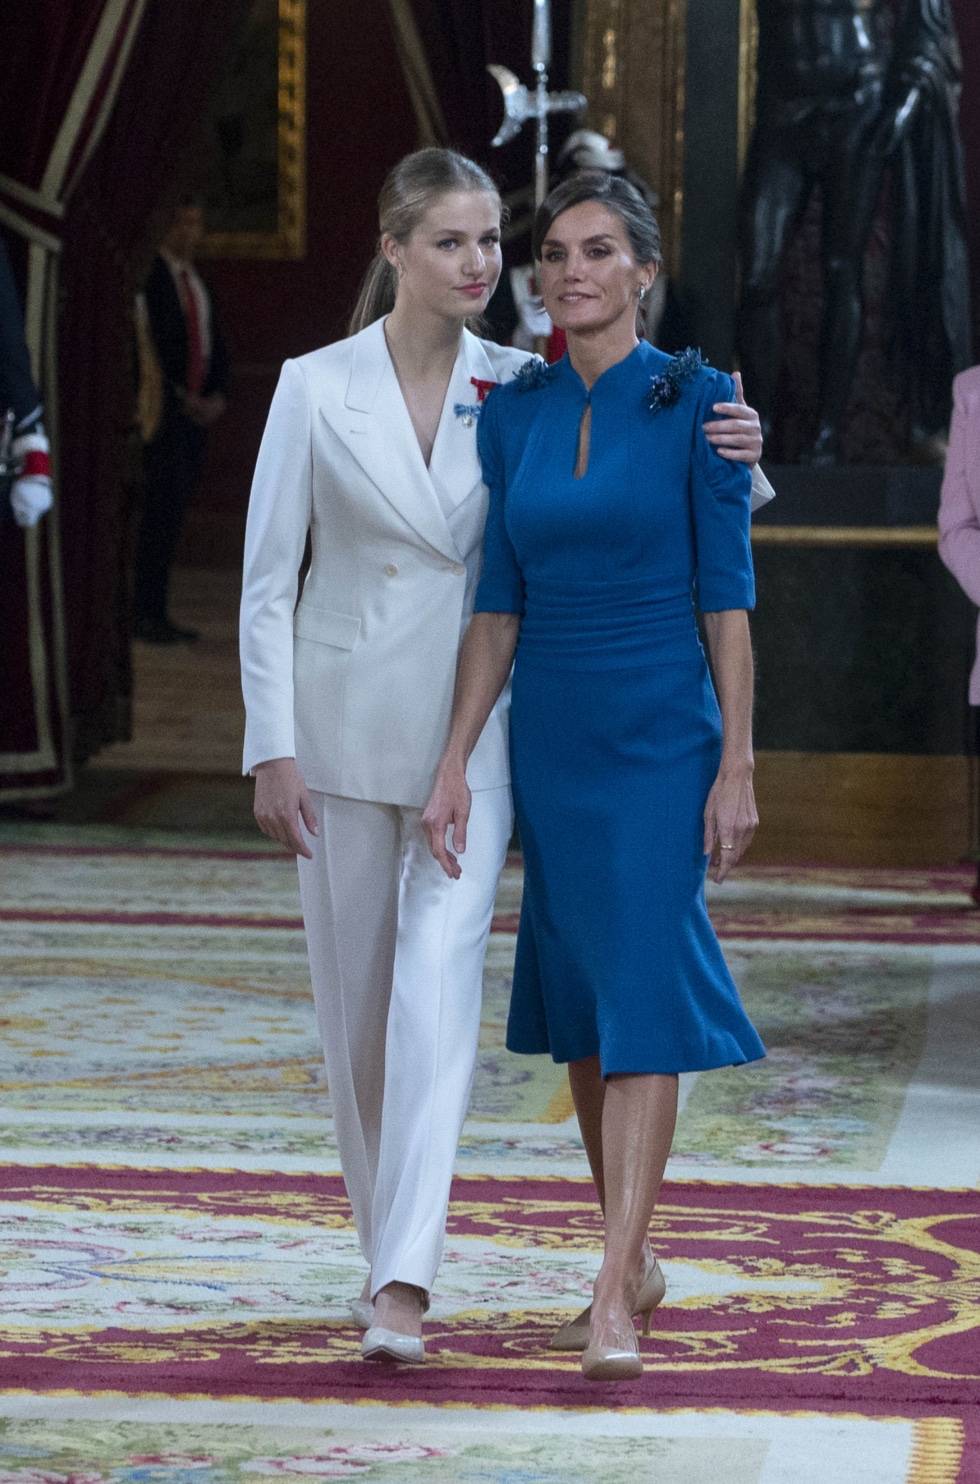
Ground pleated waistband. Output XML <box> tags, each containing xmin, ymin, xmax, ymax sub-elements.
<box><xmin>517</xmin><ymin>576</ymin><xmax>703</xmax><ymax>669</ymax></box>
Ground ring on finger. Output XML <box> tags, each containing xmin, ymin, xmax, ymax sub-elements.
<box><xmin>720</xmin><ymin>843</ymin><xmax>735</xmax><ymax>851</ymax></box>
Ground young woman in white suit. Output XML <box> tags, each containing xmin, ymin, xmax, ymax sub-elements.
<box><xmin>240</xmin><ymin>148</ymin><xmax>770</xmax><ymax>1364</ymax></box>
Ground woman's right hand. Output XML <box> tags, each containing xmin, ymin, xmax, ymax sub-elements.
<box><xmin>253</xmin><ymin>757</ymin><xmax>318</xmax><ymax>859</ymax></box>
<box><xmin>422</xmin><ymin>761</ymin><xmax>471</xmax><ymax>879</ymax></box>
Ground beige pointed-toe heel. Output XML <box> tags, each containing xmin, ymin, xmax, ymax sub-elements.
<box><xmin>580</xmin><ymin>1286</ymin><xmax>645</xmax><ymax>1382</ymax></box>
<box><xmin>550</xmin><ymin>1254</ymin><xmax>665</xmax><ymax>1352</ymax></box>
<box><xmin>636</xmin><ymin>1256</ymin><xmax>666</xmax><ymax>1336</ymax></box>
<box><xmin>581</xmin><ymin>1323</ymin><xmax>643</xmax><ymax>1381</ymax></box>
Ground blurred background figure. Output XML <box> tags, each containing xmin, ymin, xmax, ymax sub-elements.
<box><xmin>737</xmin><ymin>0</ymin><xmax>970</xmax><ymax>466</ymax></box>
<box><xmin>133</xmin><ymin>199</ymin><xmax>229</xmax><ymax>645</ymax></box>
<box><xmin>938</xmin><ymin>364</ymin><xmax>980</xmax><ymax>902</ymax></box>
<box><xmin>883</xmin><ymin>0</ymin><xmax>972</xmax><ymax>463</ymax></box>
<box><xmin>0</xmin><ymin>236</ymin><xmax>52</xmax><ymax>531</ymax></box>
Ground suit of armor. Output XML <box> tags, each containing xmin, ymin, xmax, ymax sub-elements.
<box><xmin>737</xmin><ymin>0</ymin><xmax>969</xmax><ymax>463</ymax></box>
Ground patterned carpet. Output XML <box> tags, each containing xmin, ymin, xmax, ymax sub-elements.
<box><xmin>0</xmin><ymin>826</ymin><xmax>978</xmax><ymax>1482</ymax></box>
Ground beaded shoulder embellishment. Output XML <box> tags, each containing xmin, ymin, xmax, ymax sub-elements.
<box><xmin>646</xmin><ymin>347</ymin><xmax>703</xmax><ymax>413</ymax></box>
<box><xmin>513</xmin><ymin>356</ymin><xmax>554</xmax><ymax>392</ymax></box>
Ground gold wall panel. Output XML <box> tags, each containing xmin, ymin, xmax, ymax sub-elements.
<box><xmin>580</xmin><ymin>0</ymin><xmax>686</xmax><ymax>274</ymax></box>
<box><xmin>750</xmin><ymin>525</ymin><xmax>939</xmax><ymax>548</ymax></box>
<box><xmin>752</xmin><ymin>751</ymin><xmax>977</xmax><ymax>867</ymax></box>
<box><xmin>738</xmin><ymin>0</ymin><xmax>758</xmax><ymax>169</ymax></box>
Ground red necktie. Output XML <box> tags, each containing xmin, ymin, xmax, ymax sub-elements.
<box><xmin>179</xmin><ymin>268</ymin><xmax>205</xmax><ymax>394</ymax></box>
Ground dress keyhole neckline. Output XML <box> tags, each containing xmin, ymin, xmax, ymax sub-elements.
<box><xmin>574</xmin><ymin>398</ymin><xmax>592</xmax><ymax>480</ymax></box>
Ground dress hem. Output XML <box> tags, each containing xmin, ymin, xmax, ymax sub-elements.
<box><xmin>504</xmin><ymin>1037</ymin><xmax>767</xmax><ymax>1076</ymax></box>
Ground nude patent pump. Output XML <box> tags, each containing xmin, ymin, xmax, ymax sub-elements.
<box><xmin>360</xmin><ymin>1280</ymin><xmax>426</xmax><ymax>1363</ymax></box>
<box><xmin>361</xmin><ymin>1325</ymin><xmax>425</xmax><ymax>1364</ymax></box>
<box><xmin>581</xmin><ymin>1318</ymin><xmax>643</xmax><ymax>1381</ymax></box>
<box><xmin>550</xmin><ymin>1251</ymin><xmax>665</xmax><ymax>1351</ymax></box>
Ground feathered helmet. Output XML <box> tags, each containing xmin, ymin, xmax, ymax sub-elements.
<box><xmin>556</xmin><ymin>129</ymin><xmax>626</xmax><ymax>173</ymax></box>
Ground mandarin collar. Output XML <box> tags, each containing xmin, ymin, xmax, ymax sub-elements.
<box><xmin>557</xmin><ymin>339</ymin><xmax>653</xmax><ymax>398</ymax></box>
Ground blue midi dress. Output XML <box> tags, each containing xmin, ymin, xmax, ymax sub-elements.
<box><xmin>474</xmin><ymin>342</ymin><xmax>765</xmax><ymax>1076</ymax></box>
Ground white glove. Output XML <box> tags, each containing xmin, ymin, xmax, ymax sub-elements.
<box><xmin>510</xmin><ymin>266</ymin><xmax>552</xmax><ymax>350</ymax></box>
<box><xmin>9</xmin><ymin>429</ymin><xmax>53</xmax><ymax>527</ymax></box>
<box><xmin>11</xmin><ymin>474</ymin><xmax>53</xmax><ymax>528</ymax></box>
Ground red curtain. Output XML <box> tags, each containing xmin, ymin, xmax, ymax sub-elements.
<box><xmin>0</xmin><ymin>0</ymin><xmax>250</xmax><ymax>795</ymax></box>
<box><xmin>0</xmin><ymin>0</ymin><xmax>147</xmax><ymax>802</ymax></box>
<box><xmin>57</xmin><ymin>0</ymin><xmax>251</xmax><ymax>761</ymax></box>
<box><xmin>0</xmin><ymin>7</ymin><xmax>128</xmax><ymax>186</ymax></box>
<box><xmin>404</xmin><ymin>0</ymin><xmax>574</xmax><ymax>181</ymax></box>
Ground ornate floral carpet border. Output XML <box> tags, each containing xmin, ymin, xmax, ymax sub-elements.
<box><xmin>2</xmin><ymin>1165</ymin><xmax>978</xmax><ymax>1414</ymax></box>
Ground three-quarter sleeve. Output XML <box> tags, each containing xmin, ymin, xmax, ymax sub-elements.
<box><xmin>474</xmin><ymin>390</ymin><xmax>525</xmax><ymax>615</ymax></box>
<box><xmin>690</xmin><ymin>370</ymin><xmax>755</xmax><ymax>612</ymax></box>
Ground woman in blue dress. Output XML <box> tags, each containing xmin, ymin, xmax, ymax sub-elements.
<box><xmin>423</xmin><ymin>171</ymin><xmax>765</xmax><ymax>1382</ymax></box>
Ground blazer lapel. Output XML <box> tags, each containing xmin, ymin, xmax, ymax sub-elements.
<box><xmin>320</xmin><ymin>319</ymin><xmax>461</xmax><ymax>562</ymax></box>
<box><xmin>426</xmin><ymin>329</ymin><xmax>493</xmax><ymax>514</ymax></box>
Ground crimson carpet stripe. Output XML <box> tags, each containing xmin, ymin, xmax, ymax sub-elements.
<box><xmin>0</xmin><ymin>844</ymin><xmax>279</xmax><ymax>861</ymax></box>
<box><xmin>4</xmin><ymin>906</ymin><xmax>977</xmax><ymax>945</ymax></box>
<box><xmin>0</xmin><ymin>908</ymin><xmax>306</xmax><ymax>930</ymax></box>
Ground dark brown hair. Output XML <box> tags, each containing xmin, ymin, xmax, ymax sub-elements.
<box><xmin>532</xmin><ymin>169</ymin><xmax>663</xmax><ymax>268</ymax></box>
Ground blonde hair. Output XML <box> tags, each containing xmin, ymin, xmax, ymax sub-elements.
<box><xmin>349</xmin><ymin>148</ymin><xmax>501</xmax><ymax>334</ymax></box>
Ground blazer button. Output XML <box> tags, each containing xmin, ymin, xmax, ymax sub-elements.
<box><xmin>451</xmin><ymin>561</ymin><xmax>465</xmax><ymax>576</ymax></box>
<box><xmin>383</xmin><ymin>563</ymin><xmax>398</xmax><ymax>577</ymax></box>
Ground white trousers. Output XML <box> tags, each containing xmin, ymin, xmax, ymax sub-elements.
<box><xmin>297</xmin><ymin>785</ymin><xmax>512</xmax><ymax>1299</ymax></box>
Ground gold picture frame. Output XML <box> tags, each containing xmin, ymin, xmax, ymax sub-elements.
<box><xmin>579</xmin><ymin>0</ymin><xmax>687</xmax><ymax>275</ymax></box>
<box><xmin>199</xmin><ymin>0</ymin><xmax>306</xmax><ymax>261</ymax></box>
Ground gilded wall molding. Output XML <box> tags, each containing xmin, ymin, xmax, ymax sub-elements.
<box><xmin>580</xmin><ymin>0</ymin><xmax>686</xmax><ymax>274</ymax></box>
<box><xmin>750</xmin><ymin>525</ymin><xmax>940</xmax><ymax>548</ymax></box>
<box><xmin>738</xmin><ymin>0</ymin><xmax>758</xmax><ymax>169</ymax></box>
<box><xmin>200</xmin><ymin>0</ymin><xmax>306</xmax><ymax>261</ymax></box>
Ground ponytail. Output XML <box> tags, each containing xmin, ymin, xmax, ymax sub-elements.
<box><xmin>349</xmin><ymin>253</ymin><xmax>397</xmax><ymax>335</ymax></box>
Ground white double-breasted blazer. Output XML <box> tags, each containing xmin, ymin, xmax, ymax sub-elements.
<box><xmin>240</xmin><ymin>317</ymin><xmax>529</xmax><ymax>806</ymax></box>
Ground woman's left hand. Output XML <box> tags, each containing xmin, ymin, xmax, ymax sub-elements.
<box><xmin>703</xmin><ymin>763</ymin><xmax>758</xmax><ymax>883</ymax></box>
<box><xmin>422</xmin><ymin>760</ymin><xmax>472</xmax><ymax>880</ymax></box>
<box><xmin>702</xmin><ymin>372</ymin><xmax>763</xmax><ymax>464</ymax></box>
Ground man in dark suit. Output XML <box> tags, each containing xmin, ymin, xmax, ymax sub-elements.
<box><xmin>133</xmin><ymin>199</ymin><xmax>229</xmax><ymax>643</ymax></box>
